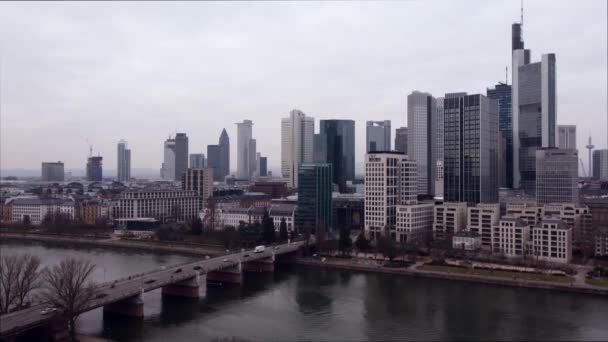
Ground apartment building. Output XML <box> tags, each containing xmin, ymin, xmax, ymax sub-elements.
<box><xmin>433</xmin><ymin>202</ymin><xmax>468</xmax><ymax>241</ymax></box>
<box><xmin>467</xmin><ymin>203</ymin><xmax>501</xmax><ymax>250</ymax></box>
<box><xmin>532</xmin><ymin>218</ymin><xmax>572</xmax><ymax>264</ymax></box>
<box><xmin>492</xmin><ymin>217</ymin><xmax>530</xmax><ymax>258</ymax></box>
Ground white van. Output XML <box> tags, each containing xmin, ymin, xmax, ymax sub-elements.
<box><xmin>254</xmin><ymin>245</ymin><xmax>265</xmax><ymax>253</ymax></box>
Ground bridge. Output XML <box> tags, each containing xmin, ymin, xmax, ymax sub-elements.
<box><xmin>0</xmin><ymin>240</ymin><xmax>306</xmax><ymax>341</ymax></box>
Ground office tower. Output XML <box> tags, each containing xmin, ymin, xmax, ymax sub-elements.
<box><xmin>593</xmin><ymin>149</ymin><xmax>608</xmax><ymax>180</ymax></box>
<box><xmin>219</xmin><ymin>128</ymin><xmax>230</xmax><ymax>180</ymax></box>
<box><xmin>364</xmin><ymin>152</ymin><xmax>417</xmax><ymax>241</ymax></box>
<box><xmin>182</xmin><ymin>168</ymin><xmax>214</xmax><ymax>210</ymax></box>
<box><xmin>487</xmin><ymin>82</ymin><xmax>513</xmax><ymax>188</ymax></box>
<box><xmin>86</xmin><ymin>156</ymin><xmax>103</xmax><ymax>182</ymax></box>
<box><xmin>407</xmin><ymin>91</ymin><xmax>438</xmax><ymax>196</ymax></box>
<box><xmin>295</xmin><ymin>164</ymin><xmax>333</xmax><ymax>232</ymax></box>
<box><xmin>174</xmin><ymin>133</ymin><xmax>189</xmax><ymax>181</ymax></box>
<box><xmin>394</xmin><ymin>127</ymin><xmax>408</xmax><ymax>154</ymax></box>
<box><xmin>557</xmin><ymin>125</ymin><xmax>577</xmax><ymax>149</ymax></box>
<box><xmin>281</xmin><ymin>109</ymin><xmax>315</xmax><ymax>187</ymax></box>
<box><xmin>366</xmin><ymin>120</ymin><xmax>391</xmax><ymax>152</ymax></box>
<box><xmin>313</xmin><ymin>119</ymin><xmax>355</xmax><ymax>192</ymax></box>
<box><xmin>444</xmin><ymin>93</ymin><xmax>499</xmax><ymax>205</ymax></box>
<box><xmin>206</xmin><ymin>145</ymin><xmax>221</xmax><ymax>182</ymax></box>
<box><xmin>41</xmin><ymin>162</ymin><xmax>64</xmax><ymax>182</ymax></box>
<box><xmin>536</xmin><ymin>148</ymin><xmax>579</xmax><ymax>205</ymax></box>
<box><xmin>161</xmin><ymin>137</ymin><xmax>176</xmax><ymax>181</ymax></box>
<box><xmin>189</xmin><ymin>153</ymin><xmax>205</xmax><ymax>169</ymax></box>
<box><xmin>236</xmin><ymin>120</ymin><xmax>257</xmax><ymax>179</ymax></box>
<box><xmin>435</xmin><ymin>97</ymin><xmax>445</xmax><ymax>181</ymax></box>
<box><xmin>512</xmin><ymin>19</ymin><xmax>557</xmax><ymax>193</ymax></box>
<box><xmin>258</xmin><ymin>156</ymin><xmax>268</xmax><ymax>177</ymax></box>
<box><xmin>117</xmin><ymin>140</ymin><xmax>131</xmax><ymax>182</ymax></box>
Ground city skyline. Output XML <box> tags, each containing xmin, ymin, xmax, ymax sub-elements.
<box><xmin>0</xmin><ymin>1</ymin><xmax>606</xmax><ymax>172</ymax></box>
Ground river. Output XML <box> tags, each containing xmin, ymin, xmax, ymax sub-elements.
<box><xmin>2</xmin><ymin>241</ymin><xmax>608</xmax><ymax>341</ymax></box>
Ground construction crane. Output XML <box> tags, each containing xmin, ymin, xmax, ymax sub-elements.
<box><xmin>579</xmin><ymin>158</ymin><xmax>588</xmax><ymax>178</ymax></box>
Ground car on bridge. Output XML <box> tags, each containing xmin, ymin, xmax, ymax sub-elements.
<box><xmin>144</xmin><ymin>279</ymin><xmax>156</xmax><ymax>284</ymax></box>
<box><xmin>40</xmin><ymin>307</ymin><xmax>57</xmax><ymax>315</ymax></box>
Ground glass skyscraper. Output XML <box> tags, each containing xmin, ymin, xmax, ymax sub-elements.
<box><xmin>443</xmin><ymin>93</ymin><xmax>499</xmax><ymax>205</ymax></box>
<box><xmin>295</xmin><ymin>164</ymin><xmax>333</xmax><ymax>233</ymax></box>
<box><xmin>313</xmin><ymin>119</ymin><xmax>355</xmax><ymax>192</ymax></box>
<box><xmin>487</xmin><ymin>82</ymin><xmax>513</xmax><ymax>188</ymax></box>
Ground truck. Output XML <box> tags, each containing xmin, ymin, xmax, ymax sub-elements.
<box><xmin>254</xmin><ymin>245</ymin><xmax>265</xmax><ymax>253</ymax></box>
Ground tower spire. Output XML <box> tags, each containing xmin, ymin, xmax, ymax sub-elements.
<box><xmin>521</xmin><ymin>0</ymin><xmax>524</xmax><ymax>25</ymax></box>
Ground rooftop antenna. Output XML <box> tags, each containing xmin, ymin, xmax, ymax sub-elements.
<box><xmin>505</xmin><ymin>66</ymin><xmax>508</xmax><ymax>84</ymax></box>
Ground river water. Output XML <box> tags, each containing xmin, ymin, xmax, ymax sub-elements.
<box><xmin>2</xmin><ymin>241</ymin><xmax>608</xmax><ymax>341</ymax></box>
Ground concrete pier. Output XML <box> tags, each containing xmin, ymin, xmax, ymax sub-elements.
<box><xmin>162</xmin><ymin>274</ymin><xmax>204</xmax><ymax>298</ymax></box>
<box><xmin>207</xmin><ymin>262</ymin><xmax>243</xmax><ymax>284</ymax></box>
<box><xmin>103</xmin><ymin>290</ymin><xmax>144</xmax><ymax>318</ymax></box>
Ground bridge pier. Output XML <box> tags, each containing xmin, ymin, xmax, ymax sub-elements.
<box><xmin>103</xmin><ymin>290</ymin><xmax>144</xmax><ymax>318</ymax></box>
<box><xmin>162</xmin><ymin>273</ymin><xmax>204</xmax><ymax>298</ymax></box>
<box><xmin>242</xmin><ymin>255</ymin><xmax>275</xmax><ymax>273</ymax></box>
<box><xmin>207</xmin><ymin>262</ymin><xmax>242</xmax><ymax>285</ymax></box>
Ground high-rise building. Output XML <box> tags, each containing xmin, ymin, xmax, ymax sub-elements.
<box><xmin>535</xmin><ymin>148</ymin><xmax>579</xmax><ymax>205</ymax></box>
<box><xmin>189</xmin><ymin>153</ymin><xmax>205</xmax><ymax>169</ymax></box>
<box><xmin>557</xmin><ymin>125</ymin><xmax>577</xmax><ymax>150</ymax></box>
<box><xmin>407</xmin><ymin>91</ymin><xmax>439</xmax><ymax>196</ymax></box>
<box><xmin>394</xmin><ymin>127</ymin><xmax>408</xmax><ymax>154</ymax></box>
<box><xmin>206</xmin><ymin>145</ymin><xmax>221</xmax><ymax>182</ymax></box>
<box><xmin>41</xmin><ymin>162</ymin><xmax>64</xmax><ymax>182</ymax></box>
<box><xmin>313</xmin><ymin>119</ymin><xmax>355</xmax><ymax>192</ymax></box>
<box><xmin>117</xmin><ymin>140</ymin><xmax>131</xmax><ymax>182</ymax></box>
<box><xmin>487</xmin><ymin>82</ymin><xmax>513</xmax><ymax>188</ymax></box>
<box><xmin>161</xmin><ymin>137</ymin><xmax>176</xmax><ymax>181</ymax></box>
<box><xmin>435</xmin><ymin>97</ymin><xmax>445</xmax><ymax>185</ymax></box>
<box><xmin>511</xmin><ymin>20</ymin><xmax>557</xmax><ymax>193</ymax></box>
<box><xmin>258</xmin><ymin>156</ymin><xmax>268</xmax><ymax>177</ymax></box>
<box><xmin>86</xmin><ymin>156</ymin><xmax>103</xmax><ymax>182</ymax></box>
<box><xmin>281</xmin><ymin>109</ymin><xmax>315</xmax><ymax>187</ymax></box>
<box><xmin>592</xmin><ymin>149</ymin><xmax>608</xmax><ymax>180</ymax></box>
<box><xmin>295</xmin><ymin>164</ymin><xmax>333</xmax><ymax>232</ymax></box>
<box><xmin>174</xmin><ymin>133</ymin><xmax>189</xmax><ymax>181</ymax></box>
<box><xmin>444</xmin><ymin>93</ymin><xmax>499</xmax><ymax>205</ymax></box>
<box><xmin>182</xmin><ymin>168</ymin><xmax>214</xmax><ymax>210</ymax></box>
<box><xmin>366</xmin><ymin>120</ymin><xmax>391</xmax><ymax>153</ymax></box>
<box><xmin>236</xmin><ymin>120</ymin><xmax>257</xmax><ymax>179</ymax></box>
<box><xmin>364</xmin><ymin>152</ymin><xmax>417</xmax><ymax>241</ymax></box>
<box><xmin>219</xmin><ymin>129</ymin><xmax>230</xmax><ymax>180</ymax></box>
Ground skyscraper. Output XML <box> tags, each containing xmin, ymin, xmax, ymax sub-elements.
<box><xmin>189</xmin><ymin>153</ymin><xmax>205</xmax><ymax>169</ymax></box>
<box><xmin>536</xmin><ymin>148</ymin><xmax>579</xmax><ymax>205</ymax></box>
<box><xmin>174</xmin><ymin>133</ymin><xmax>189</xmax><ymax>181</ymax></box>
<box><xmin>557</xmin><ymin>125</ymin><xmax>577</xmax><ymax>150</ymax></box>
<box><xmin>295</xmin><ymin>164</ymin><xmax>333</xmax><ymax>232</ymax></box>
<box><xmin>407</xmin><ymin>91</ymin><xmax>438</xmax><ymax>196</ymax></box>
<box><xmin>487</xmin><ymin>82</ymin><xmax>513</xmax><ymax>188</ymax></box>
<box><xmin>86</xmin><ymin>156</ymin><xmax>103</xmax><ymax>182</ymax></box>
<box><xmin>593</xmin><ymin>149</ymin><xmax>608</xmax><ymax>180</ymax></box>
<box><xmin>182</xmin><ymin>168</ymin><xmax>214</xmax><ymax>210</ymax></box>
<box><xmin>206</xmin><ymin>145</ymin><xmax>222</xmax><ymax>182</ymax></box>
<box><xmin>444</xmin><ymin>93</ymin><xmax>499</xmax><ymax>205</ymax></box>
<box><xmin>313</xmin><ymin>119</ymin><xmax>355</xmax><ymax>192</ymax></box>
<box><xmin>236</xmin><ymin>120</ymin><xmax>257</xmax><ymax>179</ymax></box>
<box><xmin>258</xmin><ymin>156</ymin><xmax>268</xmax><ymax>177</ymax></box>
<box><xmin>394</xmin><ymin>127</ymin><xmax>408</xmax><ymax>154</ymax></box>
<box><xmin>219</xmin><ymin>128</ymin><xmax>230</xmax><ymax>180</ymax></box>
<box><xmin>281</xmin><ymin>109</ymin><xmax>314</xmax><ymax>187</ymax></box>
<box><xmin>41</xmin><ymin>162</ymin><xmax>64</xmax><ymax>182</ymax></box>
<box><xmin>161</xmin><ymin>137</ymin><xmax>176</xmax><ymax>181</ymax></box>
<box><xmin>511</xmin><ymin>19</ymin><xmax>557</xmax><ymax>194</ymax></box>
<box><xmin>117</xmin><ymin>140</ymin><xmax>131</xmax><ymax>182</ymax></box>
<box><xmin>366</xmin><ymin>120</ymin><xmax>391</xmax><ymax>152</ymax></box>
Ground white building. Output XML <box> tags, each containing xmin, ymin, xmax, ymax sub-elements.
<box><xmin>396</xmin><ymin>202</ymin><xmax>434</xmax><ymax>244</ymax></box>
<box><xmin>492</xmin><ymin>217</ymin><xmax>530</xmax><ymax>258</ymax></box>
<box><xmin>452</xmin><ymin>231</ymin><xmax>482</xmax><ymax>251</ymax></box>
<box><xmin>281</xmin><ymin>110</ymin><xmax>314</xmax><ymax>187</ymax></box>
<box><xmin>8</xmin><ymin>198</ymin><xmax>75</xmax><ymax>225</ymax></box>
<box><xmin>557</xmin><ymin>125</ymin><xmax>577</xmax><ymax>150</ymax></box>
<box><xmin>532</xmin><ymin>218</ymin><xmax>572</xmax><ymax>264</ymax></box>
<box><xmin>269</xmin><ymin>203</ymin><xmax>297</xmax><ymax>232</ymax></box>
<box><xmin>364</xmin><ymin>152</ymin><xmax>417</xmax><ymax>241</ymax></box>
<box><xmin>596</xmin><ymin>231</ymin><xmax>608</xmax><ymax>257</ymax></box>
<box><xmin>467</xmin><ymin>203</ymin><xmax>501</xmax><ymax>250</ymax></box>
<box><xmin>114</xmin><ymin>189</ymin><xmax>199</xmax><ymax>223</ymax></box>
<box><xmin>160</xmin><ymin>138</ymin><xmax>176</xmax><ymax>181</ymax></box>
<box><xmin>433</xmin><ymin>202</ymin><xmax>467</xmax><ymax>241</ymax></box>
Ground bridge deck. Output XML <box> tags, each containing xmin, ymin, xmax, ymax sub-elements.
<box><xmin>0</xmin><ymin>241</ymin><xmax>304</xmax><ymax>337</ymax></box>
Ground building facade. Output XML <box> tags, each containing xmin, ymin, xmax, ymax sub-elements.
<box><xmin>467</xmin><ymin>203</ymin><xmax>501</xmax><ymax>250</ymax></box>
<box><xmin>366</xmin><ymin>120</ymin><xmax>391</xmax><ymax>153</ymax></box>
<box><xmin>182</xmin><ymin>168</ymin><xmax>214</xmax><ymax>210</ymax></box>
<box><xmin>41</xmin><ymin>162</ymin><xmax>65</xmax><ymax>182</ymax></box>
<box><xmin>443</xmin><ymin>93</ymin><xmax>499</xmax><ymax>204</ymax></box>
<box><xmin>487</xmin><ymin>82</ymin><xmax>513</xmax><ymax>188</ymax></box>
<box><xmin>281</xmin><ymin>109</ymin><xmax>315</xmax><ymax>187</ymax></box>
<box><xmin>219</xmin><ymin>129</ymin><xmax>230</xmax><ymax>181</ymax></box>
<box><xmin>86</xmin><ymin>156</ymin><xmax>103</xmax><ymax>182</ymax></box>
<box><xmin>295</xmin><ymin>164</ymin><xmax>333</xmax><ymax>232</ymax></box>
<box><xmin>492</xmin><ymin>217</ymin><xmax>530</xmax><ymax>258</ymax></box>
<box><xmin>117</xmin><ymin>140</ymin><xmax>131</xmax><ymax>182</ymax></box>
<box><xmin>396</xmin><ymin>202</ymin><xmax>434</xmax><ymax>244</ymax></box>
<box><xmin>114</xmin><ymin>189</ymin><xmax>199</xmax><ymax>223</ymax></box>
<box><xmin>236</xmin><ymin>120</ymin><xmax>257</xmax><ymax>180</ymax></box>
<box><xmin>535</xmin><ymin>148</ymin><xmax>579</xmax><ymax>205</ymax></box>
<box><xmin>532</xmin><ymin>218</ymin><xmax>572</xmax><ymax>264</ymax></box>
<box><xmin>557</xmin><ymin>125</ymin><xmax>577</xmax><ymax>150</ymax></box>
<box><xmin>407</xmin><ymin>91</ymin><xmax>438</xmax><ymax>196</ymax></box>
<box><xmin>314</xmin><ymin>119</ymin><xmax>355</xmax><ymax>192</ymax></box>
<box><xmin>189</xmin><ymin>153</ymin><xmax>206</xmax><ymax>169</ymax></box>
<box><xmin>394</xmin><ymin>127</ymin><xmax>408</xmax><ymax>154</ymax></box>
<box><xmin>433</xmin><ymin>202</ymin><xmax>468</xmax><ymax>241</ymax></box>
<box><xmin>592</xmin><ymin>149</ymin><xmax>608</xmax><ymax>180</ymax></box>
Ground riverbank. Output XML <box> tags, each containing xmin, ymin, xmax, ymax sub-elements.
<box><xmin>295</xmin><ymin>257</ymin><xmax>608</xmax><ymax>296</ymax></box>
<box><xmin>0</xmin><ymin>232</ymin><xmax>224</xmax><ymax>257</ymax></box>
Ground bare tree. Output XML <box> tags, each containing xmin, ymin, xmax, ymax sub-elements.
<box><xmin>0</xmin><ymin>254</ymin><xmax>42</xmax><ymax>313</ymax></box>
<box><xmin>0</xmin><ymin>254</ymin><xmax>20</xmax><ymax>314</ymax></box>
<box><xmin>39</xmin><ymin>258</ymin><xmax>97</xmax><ymax>341</ymax></box>
<box><xmin>15</xmin><ymin>254</ymin><xmax>42</xmax><ymax>308</ymax></box>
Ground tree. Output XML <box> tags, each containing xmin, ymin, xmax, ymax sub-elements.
<box><xmin>377</xmin><ymin>235</ymin><xmax>397</xmax><ymax>261</ymax></box>
<box><xmin>355</xmin><ymin>231</ymin><xmax>371</xmax><ymax>252</ymax></box>
<box><xmin>190</xmin><ymin>217</ymin><xmax>203</xmax><ymax>236</ymax></box>
<box><xmin>338</xmin><ymin>226</ymin><xmax>353</xmax><ymax>256</ymax></box>
<box><xmin>0</xmin><ymin>254</ymin><xmax>20</xmax><ymax>313</ymax></box>
<box><xmin>0</xmin><ymin>254</ymin><xmax>42</xmax><ymax>313</ymax></box>
<box><xmin>261</xmin><ymin>210</ymin><xmax>275</xmax><ymax>245</ymax></box>
<box><xmin>40</xmin><ymin>258</ymin><xmax>97</xmax><ymax>342</ymax></box>
<box><xmin>22</xmin><ymin>215</ymin><xmax>31</xmax><ymax>227</ymax></box>
<box><xmin>222</xmin><ymin>226</ymin><xmax>241</xmax><ymax>250</ymax></box>
<box><xmin>14</xmin><ymin>254</ymin><xmax>42</xmax><ymax>308</ymax></box>
<box><xmin>279</xmin><ymin>218</ymin><xmax>288</xmax><ymax>241</ymax></box>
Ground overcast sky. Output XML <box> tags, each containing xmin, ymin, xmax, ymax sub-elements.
<box><xmin>1</xmin><ymin>0</ymin><xmax>606</xmax><ymax>174</ymax></box>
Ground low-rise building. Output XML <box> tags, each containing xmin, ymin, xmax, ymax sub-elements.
<box><xmin>433</xmin><ymin>202</ymin><xmax>467</xmax><ymax>241</ymax></box>
<box><xmin>532</xmin><ymin>218</ymin><xmax>572</xmax><ymax>264</ymax></box>
<box><xmin>114</xmin><ymin>189</ymin><xmax>199</xmax><ymax>223</ymax></box>
<box><xmin>7</xmin><ymin>197</ymin><xmax>75</xmax><ymax>225</ymax></box>
<box><xmin>452</xmin><ymin>231</ymin><xmax>482</xmax><ymax>251</ymax></box>
<box><xmin>467</xmin><ymin>203</ymin><xmax>500</xmax><ymax>250</ymax></box>
<box><xmin>396</xmin><ymin>202</ymin><xmax>434</xmax><ymax>244</ymax></box>
<box><xmin>269</xmin><ymin>203</ymin><xmax>297</xmax><ymax>232</ymax></box>
<box><xmin>596</xmin><ymin>230</ymin><xmax>608</xmax><ymax>257</ymax></box>
<box><xmin>249</xmin><ymin>181</ymin><xmax>288</xmax><ymax>199</ymax></box>
<box><xmin>492</xmin><ymin>217</ymin><xmax>530</xmax><ymax>258</ymax></box>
